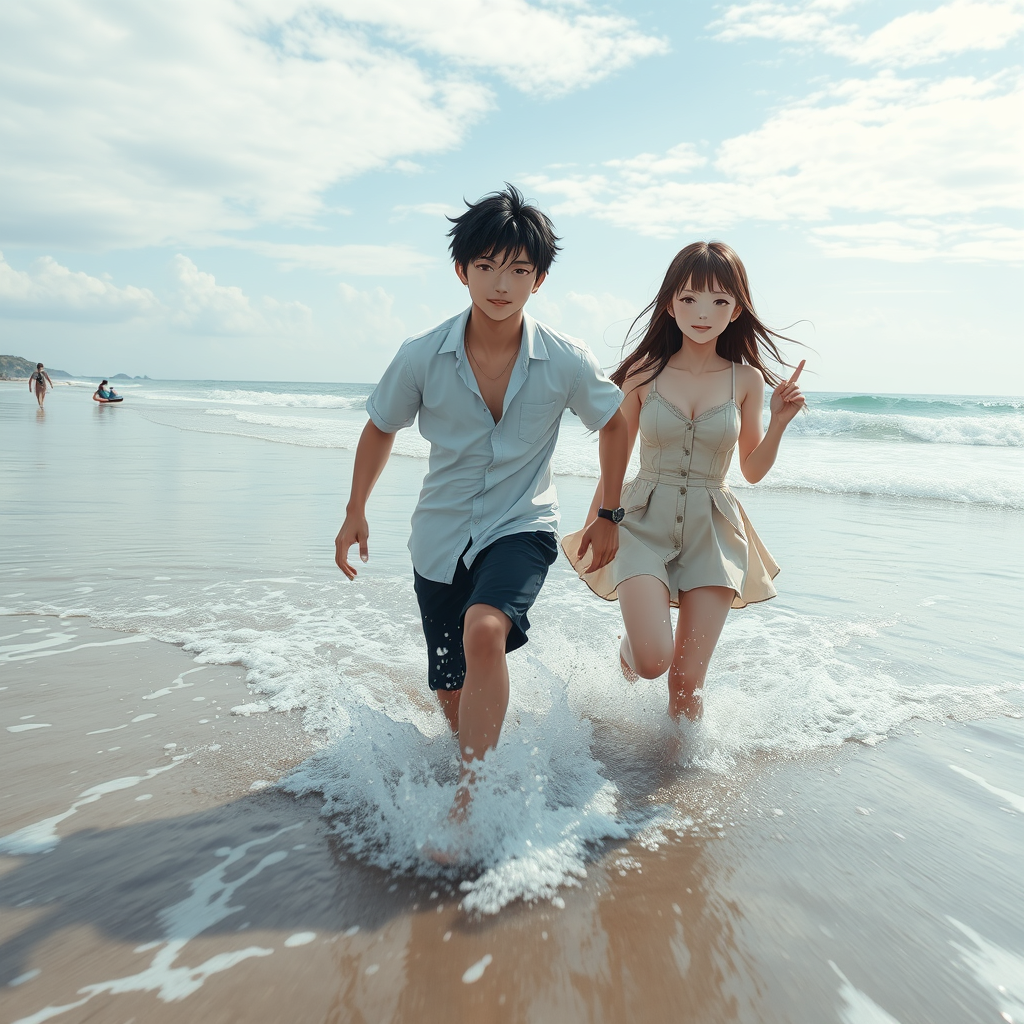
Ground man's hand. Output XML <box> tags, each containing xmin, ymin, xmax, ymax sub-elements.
<box><xmin>576</xmin><ymin>517</ymin><xmax>620</xmax><ymax>574</ymax></box>
<box><xmin>335</xmin><ymin>513</ymin><xmax>370</xmax><ymax>580</ymax></box>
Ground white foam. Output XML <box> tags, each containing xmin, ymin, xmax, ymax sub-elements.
<box><xmin>829</xmin><ymin>961</ymin><xmax>904</xmax><ymax>1023</ymax></box>
<box><xmin>11</xmin><ymin>825</ymin><xmax>300</xmax><ymax>1024</ymax></box>
<box><xmin>139</xmin><ymin>387</ymin><xmax>369</xmax><ymax>409</ymax></box>
<box><xmin>8</xmin><ymin>969</ymin><xmax>42</xmax><ymax>987</ymax></box>
<box><xmin>284</xmin><ymin>932</ymin><xmax>316</xmax><ymax>947</ymax></box>
<box><xmin>0</xmin><ymin>633</ymin><xmax>147</xmax><ymax>663</ymax></box>
<box><xmin>949</xmin><ymin>918</ymin><xmax>1024</xmax><ymax>1023</ymax></box>
<box><xmin>0</xmin><ymin>762</ymin><xmax>180</xmax><ymax>855</ymax></box>
<box><xmin>19</xmin><ymin>559</ymin><xmax>1018</xmax><ymax>913</ymax></box>
<box><xmin>462</xmin><ymin>954</ymin><xmax>493</xmax><ymax>983</ymax></box>
<box><xmin>7</xmin><ymin>724</ymin><xmax>52</xmax><ymax>733</ymax></box>
<box><xmin>143</xmin><ymin>668</ymin><xmax>204</xmax><ymax>700</ymax></box>
<box><xmin>950</xmin><ymin>765</ymin><xmax>1024</xmax><ymax>813</ymax></box>
<box><xmin>789</xmin><ymin>408</ymin><xmax>1024</xmax><ymax>448</ymax></box>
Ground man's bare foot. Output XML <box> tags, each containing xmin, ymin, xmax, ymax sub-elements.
<box><xmin>423</xmin><ymin>770</ymin><xmax>476</xmax><ymax>865</ymax></box>
<box><xmin>423</xmin><ymin>833</ymin><xmax>468</xmax><ymax>866</ymax></box>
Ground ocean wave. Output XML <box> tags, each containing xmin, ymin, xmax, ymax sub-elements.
<box><xmin>4</xmin><ymin>573</ymin><xmax>1019</xmax><ymax>912</ymax></box>
<box><xmin>813</xmin><ymin>395</ymin><xmax>1024</xmax><ymax>416</ymax></box>
<box><xmin>139</xmin><ymin>388</ymin><xmax>370</xmax><ymax>409</ymax></box>
<box><xmin>148</xmin><ymin>408</ymin><xmax>1024</xmax><ymax>508</ymax></box>
<box><xmin>789</xmin><ymin>409</ymin><xmax>1024</xmax><ymax>447</ymax></box>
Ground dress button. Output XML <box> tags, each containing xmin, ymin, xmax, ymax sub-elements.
<box><xmin>679</xmin><ymin>485</ymin><xmax>686</xmax><ymax>493</ymax></box>
<box><xmin>676</xmin><ymin>514</ymin><xmax>683</xmax><ymax>523</ymax></box>
<box><xmin>683</xmin><ymin>449</ymin><xmax>689</xmax><ymax>456</ymax></box>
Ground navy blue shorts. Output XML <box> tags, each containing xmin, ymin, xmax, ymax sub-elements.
<box><xmin>413</xmin><ymin>531</ymin><xmax>559</xmax><ymax>691</ymax></box>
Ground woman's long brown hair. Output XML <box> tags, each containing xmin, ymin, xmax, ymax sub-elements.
<box><xmin>612</xmin><ymin>241</ymin><xmax>796</xmax><ymax>390</ymax></box>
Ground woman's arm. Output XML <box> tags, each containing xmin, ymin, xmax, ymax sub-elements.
<box><xmin>584</xmin><ymin>378</ymin><xmax>644</xmax><ymax>526</ymax></box>
<box><xmin>737</xmin><ymin>361</ymin><xmax>806</xmax><ymax>484</ymax></box>
<box><xmin>44</xmin><ymin>372</ymin><xmax>54</xmax><ymax>386</ymax></box>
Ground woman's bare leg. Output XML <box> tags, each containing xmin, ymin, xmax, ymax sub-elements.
<box><xmin>668</xmin><ymin>586</ymin><xmax>733</xmax><ymax>721</ymax></box>
<box><xmin>616</xmin><ymin>575</ymin><xmax>674</xmax><ymax>680</ymax></box>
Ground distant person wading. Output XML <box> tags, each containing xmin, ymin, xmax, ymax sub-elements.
<box><xmin>29</xmin><ymin>363</ymin><xmax>53</xmax><ymax>408</ymax></box>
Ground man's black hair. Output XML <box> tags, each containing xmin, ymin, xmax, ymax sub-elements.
<box><xmin>447</xmin><ymin>183</ymin><xmax>561</xmax><ymax>276</ymax></box>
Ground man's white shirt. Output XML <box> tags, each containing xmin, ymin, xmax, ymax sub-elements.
<box><xmin>366</xmin><ymin>307</ymin><xmax>623</xmax><ymax>583</ymax></box>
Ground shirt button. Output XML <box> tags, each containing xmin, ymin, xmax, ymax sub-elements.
<box><xmin>676</xmin><ymin>514</ymin><xmax>683</xmax><ymax>523</ymax></box>
<box><xmin>679</xmin><ymin>485</ymin><xmax>686</xmax><ymax>493</ymax></box>
<box><xmin>683</xmin><ymin>449</ymin><xmax>690</xmax><ymax>456</ymax></box>
<box><xmin>487</xmin><ymin>467</ymin><xmax>493</xmax><ymax>473</ymax></box>
<box><xmin>473</xmin><ymin>518</ymin><xmax>480</xmax><ymax>524</ymax></box>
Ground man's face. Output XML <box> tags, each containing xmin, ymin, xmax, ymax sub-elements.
<box><xmin>455</xmin><ymin>249</ymin><xmax>546</xmax><ymax>323</ymax></box>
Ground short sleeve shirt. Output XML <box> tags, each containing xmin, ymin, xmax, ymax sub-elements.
<box><xmin>366</xmin><ymin>307</ymin><xmax>623</xmax><ymax>583</ymax></box>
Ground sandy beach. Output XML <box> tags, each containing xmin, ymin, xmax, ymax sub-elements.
<box><xmin>2</xmin><ymin>380</ymin><xmax>1023</xmax><ymax>1023</ymax></box>
<box><xmin>4</xmin><ymin>621</ymin><xmax>1023</xmax><ymax>1023</ymax></box>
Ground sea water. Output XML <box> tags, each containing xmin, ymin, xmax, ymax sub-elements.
<box><xmin>2</xmin><ymin>379</ymin><xmax>1022</xmax><ymax>912</ymax></box>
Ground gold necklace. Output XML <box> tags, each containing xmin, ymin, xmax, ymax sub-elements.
<box><xmin>466</xmin><ymin>340</ymin><xmax>520</xmax><ymax>381</ymax></box>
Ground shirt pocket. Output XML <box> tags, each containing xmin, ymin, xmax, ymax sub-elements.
<box><xmin>518</xmin><ymin>401</ymin><xmax>558</xmax><ymax>444</ymax></box>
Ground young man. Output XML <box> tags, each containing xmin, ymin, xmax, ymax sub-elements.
<box><xmin>334</xmin><ymin>185</ymin><xmax>628</xmax><ymax>822</ymax></box>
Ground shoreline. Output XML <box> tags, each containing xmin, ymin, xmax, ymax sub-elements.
<box><xmin>4</xmin><ymin>618</ymin><xmax>1024</xmax><ymax>1022</ymax></box>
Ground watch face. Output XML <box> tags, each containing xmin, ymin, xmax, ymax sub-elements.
<box><xmin>613</xmin><ymin>507</ymin><xmax>625</xmax><ymax>523</ymax></box>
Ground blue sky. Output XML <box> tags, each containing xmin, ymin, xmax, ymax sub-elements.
<box><xmin>0</xmin><ymin>0</ymin><xmax>1021</xmax><ymax>393</ymax></box>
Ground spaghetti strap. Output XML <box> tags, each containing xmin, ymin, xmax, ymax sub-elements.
<box><xmin>730</xmin><ymin>361</ymin><xmax>735</xmax><ymax>400</ymax></box>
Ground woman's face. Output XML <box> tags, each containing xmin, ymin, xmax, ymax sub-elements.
<box><xmin>669</xmin><ymin>278</ymin><xmax>741</xmax><ymax>347</ymax></box>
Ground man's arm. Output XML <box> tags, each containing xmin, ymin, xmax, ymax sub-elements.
<box><xmin>575</xmin><ymin>408</ymin><xmax>629</xmax><ymax>573</ymax></box>
<box><xmin>334</xmin><ymin>420</ymin><xmax>397</xmax><ymax>580</ymax></box>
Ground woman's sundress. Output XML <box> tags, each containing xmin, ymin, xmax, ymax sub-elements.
<box><xmin>563</xmin><ymin>363</ymin><xmax>779</xmax><ymax>609</ymax></box>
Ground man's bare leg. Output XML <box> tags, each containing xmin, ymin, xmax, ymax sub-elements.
<box><xmin>435</xmin><ymin>688</ymin><xmax>461</xmax><ymax>735</ymax></box>
<box><xmin>448</xmin><ymin>602</ymin><xmax>512</xmax><ymax>821</ymax></box>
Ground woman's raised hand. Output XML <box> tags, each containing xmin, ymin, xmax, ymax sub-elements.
<box><xmin>770</xmin><ymin>360</ymin><xmax>806</xmax><ymax>427</ymax></box>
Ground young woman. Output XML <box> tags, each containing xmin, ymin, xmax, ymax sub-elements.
<box><xmin>564</xmin><ymin>241</ymin><xmax>805</xmax><ymax>722</ymax></box>
<box><xmin>29</xmin><ymin>363</ymin><xmax>53</xmax><ymax>407</ymax></box>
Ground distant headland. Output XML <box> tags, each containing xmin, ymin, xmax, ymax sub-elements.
<box><xmin>0</xmin><ymin>354</ymin><xmax>150</xmax><ymax>381</ymax></box>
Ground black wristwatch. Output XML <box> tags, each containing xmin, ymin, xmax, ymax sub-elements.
<box><xmin>597</xmin><ymin>506</ymin><xmax>625</xmax><ymax>524</ymax></box>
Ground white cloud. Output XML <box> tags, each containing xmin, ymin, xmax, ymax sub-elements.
<box><xmin>527</xmin><ymin>70</ymin><xmax>1024</xmax><ymax>261</ymax></box>
<box><xmin>531</xmin><ymin>290</ymin><xmax>641</xmax><ymax>353</ymax></box>
<box><xmin>391</xmin><ymin>202</ymin><xmax>464</xmax><ymax>221</ymax></box>
<box><xmin>712</xmin><ymin>0</ymin><xmax>1024</xmax><ymax>66</ymax></box>
<box><xmin>810</xmin><ymin>220</ymin><xmax>1024</xmax><ymax>262</ymax></box>
<box><xmin>170</xmin><ymin>255</ymin><xmax>312</xmax><ymax>335</ymax></box>
<box><xmin>328</xmin><ymin>0</ymin><xmax>667</xmax><ymax>94</ymax></box>
<box><xmin>0</xmin><ymin>252</ymin><xmax>159</xmax><ymax>321</ymax></box>
<box><xmin>0</xmin><ymin>0</ymin><xmax>662</xmax><ymax>250</ymax></box>
<box><xmin>336</xmin><ymin>282</ymin><xmax>407</xmax><ymax>347</ymax></box>
<box><xmin>238</xmin><ymin>242</ymin><xmax>435</xmax><ymax>275</ymax></box>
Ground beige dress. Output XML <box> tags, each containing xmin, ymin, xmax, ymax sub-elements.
<box><xmin>563</xmin><ymin>364</ymin><xmax>779</xmax><ymax>609</ymax></box>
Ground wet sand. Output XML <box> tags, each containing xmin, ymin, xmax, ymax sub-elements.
<box><xmin>3</xmin><ymin>622</ymin><xmax>1023</xmax><ymax>1023</ymax></box>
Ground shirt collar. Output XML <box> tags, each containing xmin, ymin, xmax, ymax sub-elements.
<box><xmin>436</xmin><ymin>307</ymin><xmax>550</xmax><ymax>360</ymax></box>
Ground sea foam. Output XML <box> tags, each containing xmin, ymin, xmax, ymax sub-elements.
<box><xmin>7</xmin><ymin>571</ymin><xmax>1019</xmax><ymax>913</ymax></box>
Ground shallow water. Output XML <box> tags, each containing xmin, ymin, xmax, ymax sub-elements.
<box><xmin>2</xmin><ymin>379</ymin><xmax>1022</xmax><ymax>915</ymax></box>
